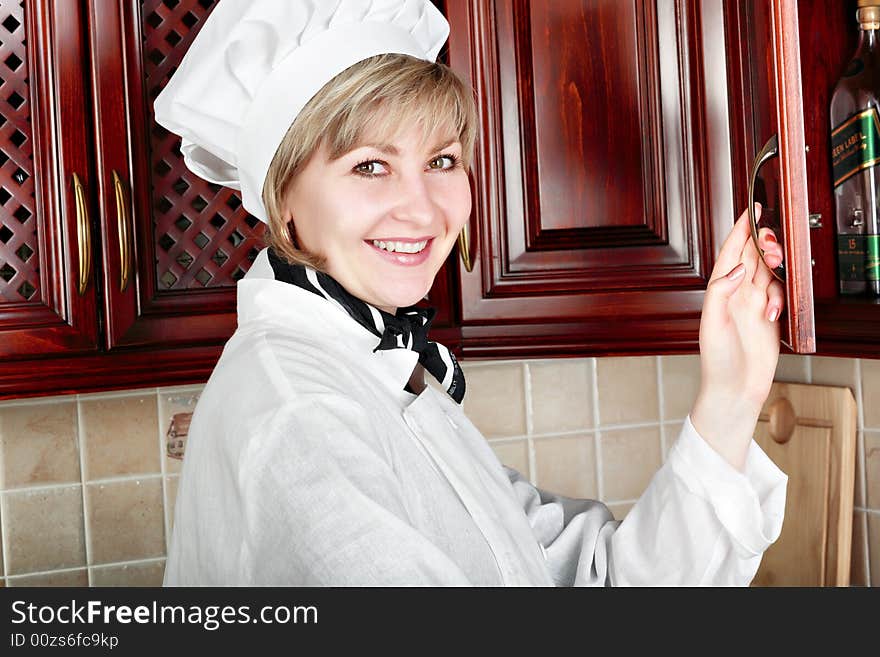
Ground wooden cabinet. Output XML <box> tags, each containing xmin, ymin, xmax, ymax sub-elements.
<box><xmin>0</xmin><ymin>0</ymin><xmax>270</xmax><ymax>398</ymax></box>
<box><xmin>0</xmin><ymin>0</ymin><xmax>458</xmax><ymax>399</ymax></box>
<box><xmin>0</xmin><ymin>0</ymin><xmax>99</xmax><ymax>358</ymax></box>
<box><xmin>3</xmin><ymin>0</ymin><xmax>878</xmax><ymax>400</ymax></box>
<box><xmin>445</xmin><ymin>0</ymin><xmax>737</xmax><ymax>358</ymax></box>
<box><xmin>729</xmin><ymin>0</ymin><xmax>880</xmax><ymax>357</ymax></box>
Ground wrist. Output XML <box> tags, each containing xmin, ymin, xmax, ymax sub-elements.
<box><xmin>690</xmin><ymin>388</ymin><xmax>762</xmax><ymax>472</ymax></box>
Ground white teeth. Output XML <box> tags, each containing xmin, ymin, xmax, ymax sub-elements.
<box><xmin>371</xmin><ymin>239</ymin><xmax>428</xmax><ymax>254</ymax></box>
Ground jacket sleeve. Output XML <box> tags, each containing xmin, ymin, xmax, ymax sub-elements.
<box><xmin>238</xmin><ymin>394</ymin><xmax>472</xmax><ymax>585</ymax></box>
<box><xmin>505</xmin><ymin>416</ymin><xmax>788</xmax><ymax>586</ymax></box>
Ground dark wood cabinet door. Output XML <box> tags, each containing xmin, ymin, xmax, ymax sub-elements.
<box><xmin>445</xmin><ymin>0</ymin><xmax>737</xmax><ymax>358</ymax></box>
<box><xmin>0</xmin><ymin>0</ymin><xmax>99</xmax><ymax>359</ymax></box>
<box><xmin>726</xmin><ymin>0</ymin><xmax>816</xmax><ymax>354</ymax></box>
<box><xmin>87</xmin><ymin>0</ymin><xmax>264</xmax><ymax>351</ymax></box>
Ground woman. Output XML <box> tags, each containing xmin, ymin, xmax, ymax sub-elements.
<box><xmin>155</xmin><ymin>0</ymin><xmax>787</xmax><ymax>586</ymax></box>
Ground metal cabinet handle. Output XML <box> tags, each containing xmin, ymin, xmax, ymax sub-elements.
<box><xmin>748</xmin><ymin>134</ymin><xmax>785</xmax><ymax>282</ymax></box>
<box><xmin>113</xmin><ymin>170</ymin><xmax>132</xmax><ymax>292</ymax></box>
<box><xmin>72</xmin><ymin>172</ymin><xmax>91</xmax><ymax>295</ymax></box>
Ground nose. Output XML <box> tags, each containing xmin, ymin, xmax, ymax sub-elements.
<box><xmin>389</xmin><ymin>171</ymin><xmax>439</xmax><ymax>228</ymax></box>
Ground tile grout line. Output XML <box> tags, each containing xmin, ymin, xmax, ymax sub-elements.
<box><xmin>523</xmin><ymin>362</ymin><xmax>537</xmax><ymax>485</ymax></box>
<box><xmin>75</xmin><ymin>398</ymin><xmax>92</xmax><ymax>586</ymax></box>
<box><xmin>591</xmin><ymin>358</ymin><xmax>604</xmax><ymax>502</ymax></box>
<box><xmin>5</xmin><ymin>564</ymin><xmax>90</xmax><ymax>582</ymax></box>
<box><xmin>6</xmin><ymin>556</ymin><xmax>167</xmax><ymax>583</ymax></box>
<box><xmin>0</xmin><ymin>475</ymin><xmax>163</xmax><ymax>494</ymax></box>
<box><xmin>854</xmin><ymin>360</ymin><xmax>871</xmax><ymax>586</ymax></box>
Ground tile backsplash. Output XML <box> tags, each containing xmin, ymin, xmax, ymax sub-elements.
<box><xmin>0</xmin><ymin>354</ymin><xmax>876</xmax><ymax>586</ymax></box>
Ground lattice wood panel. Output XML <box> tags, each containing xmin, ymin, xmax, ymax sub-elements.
<box><xmin>0</xmin><ymin>0</ymin><xmax>38</xmax><ymax>303</ymax></box>
<box><xmin>143</xmin><ymin>0</ymin><xmax>264</xmax><ymax>291</ymax></box>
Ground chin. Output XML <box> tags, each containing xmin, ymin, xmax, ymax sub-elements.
<box><xmin>379</xmin><ymin>278</ymin><xmax>435</xmax><ymax>310</ymax></box>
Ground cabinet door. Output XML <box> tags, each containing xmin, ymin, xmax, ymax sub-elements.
<box><xmin>88</xmin><ymin>0</ymin><xmax>264</xmax><ymax>351</ymax></box>
<box><xmin>726</xmin><ymin>0</ymin><xmax>816</xmax><ymax>353</ymax></box>
<box><xmin>0</xmin><ymin>0</ymin><xmax>99</xmax><ymax>359</ymax></box>
<box><xmin>446</xmin><ymin>0</ymin><xmax>738</xmax><ymax>358</ymax></box>
<box><xmin>729</xmin><ymin>0</ymin><xmax>880</xmax><ymax>358</ymax></box>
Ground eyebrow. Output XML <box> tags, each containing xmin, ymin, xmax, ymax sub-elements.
<box><xmin>356</xmin><ymin>137</ymin><xmax>460</xmax><ymax>157</ymax></box>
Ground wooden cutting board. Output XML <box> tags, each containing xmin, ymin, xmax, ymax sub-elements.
<box><xmin>750</xmin><ymin>382</ymin><xmax>857</xmax><ymax>587</ymax></box>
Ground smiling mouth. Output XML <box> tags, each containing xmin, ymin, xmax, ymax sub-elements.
<box><xmin>369</xmin><ymin>239</ymin><xmax>430</xmax><ymax>254</ymax></box>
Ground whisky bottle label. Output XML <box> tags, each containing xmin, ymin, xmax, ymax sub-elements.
<box><xmin>838</xmin><ymin>234</ymin><xmax>880</xmax><ymax>282</ymax></box>
<box><xmin>831</xmin><ymin>107</ymin><xmax>880</xmax><ymax>188</ymax></box>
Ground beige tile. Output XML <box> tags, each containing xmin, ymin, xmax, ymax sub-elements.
<box><xmin>596</xmin><ymin>357</ymin><xmax>659</xmax><ymax>426</ymax></box>
<box><xmin>158</xmin><ymin>390</ymin><xmax>202</xmax><ymax>474</ymax></box>
<box><xmin>811</xmin><ymin>356</ymin><xmax>858</xmax><ymax>391</ymax></box>
<box><xmin>533</xmin><ymin>434</ymin><xmax>597</xmax><ymax>500</ymax></box>
<box><xmin>91</xmin><ymin>560</ymin><xmax>165</xmax><ymax>587</ymax></box>
<box><xmin>774</xmin><ymin>354</ymin><xmax>810</xmax><ymax>383</ymax></box>
<box><xmin>851</xmin><ymin>511</ymin><xmax>869</xmax><ymax>587</ymax></box>
<box><xmin>606</xmin><ymin>501</ymin><xmax>634</xmax><ymax>520</ymax></box>
<box><xmin>2</xmin><ymin>486</ymin><xmax>85</xmax><ymax>575</ymax></box>
<box><xmin>663</xmin><ymin>422</ymin><xmax>684</xmax><ymax>461</ymax></box>
<box><xmin>86</xmin><ymin>478</ymin><xmax>165</xmax><ymax>565</ymax></box>
<box><xmin>600</xmin><ymin>426</ymin><xmax>663</xmax><ymax>502</ymax></box>
<box><xmin>869</xmin><ymin>512</ymin><xmax>880</xmax><ymax>587</ymax></box>
<box><xmin>460</xmin><ymin>363</ymin><xmax>526</xmax><ymax>437</ymax></box>
<box><xmin>866</xmin><ymin>432</ymin><xmax>880</xmax><ymax>510</ymax></box>
<box><xmin>7</xmin><ymin>569</ymin><xmax>88</xmax><ymax>587</ymax></box>
<box><xmin>528</xmin><ymin>359</ymin><xmax>593</xmax><ymax>433</ymax></box>
<box><xmin>166</xmin><ymin>476</ymin><xmax>179</xmax><ymax>534</ymax></box>
<box><xmin>490</xmin><ymin>441</ymin><xmax>529</xmax><ymax>477</ymax></box>
<box><xmin>660</xmin><ymin>355</ymin><xmax>701</xmax><ymax>421</ymax></box>
<box><xmin>81</xmin><ymin>394</ymin><xmax>160</xmax><ymax>480</ymax></box>
<box><xmin>863</xmin><ymin>359</ymin><xmax>880</xmax><ymax>429</ymax></box>
<box><xmin>0</xmin><ymin>401</ymin><xmax>80</xmax><ymax>488</ymax></box>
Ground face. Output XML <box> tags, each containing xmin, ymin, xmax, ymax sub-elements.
<box><xmin>282</xmin><ymin>124</ymin><xmax>472</xmax><ymax>314</ymax></box>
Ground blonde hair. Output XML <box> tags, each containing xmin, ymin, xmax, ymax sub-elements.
<box><xmin>261</xmin><ymin>53</ymin><xmax>478</xmax><ymax>269</ymax></box>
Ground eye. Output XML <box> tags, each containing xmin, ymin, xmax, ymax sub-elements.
<box><xmin>353</xmin><ymin>160</ymin><xmax>388</xmax><ymax>177</ymax></box>
<box><xmin>427</xmin><ymin>154</ymin><xmax>460</xmax><ymax>171</ymax></box>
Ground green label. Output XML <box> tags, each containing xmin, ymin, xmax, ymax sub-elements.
<box><xmin>831</xmin><ymin>108</ymin><xmax>880</xmax><ymax>188</ymax></box>
<box><xmin>838</xmin><ymin>234</ymin><xmax>880</xmax><ymax>282</ymax></box>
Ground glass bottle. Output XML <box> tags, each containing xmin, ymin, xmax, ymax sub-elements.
<box><xmin>831</xmin><ymin>0</ymin><xmax>880</xmax><ymax>296</ymax></box>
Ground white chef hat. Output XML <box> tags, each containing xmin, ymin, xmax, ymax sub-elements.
<box><xmin>153</xmin><ymin>0</ymin><xmax>450</xmax><ymax>224</ymax></box>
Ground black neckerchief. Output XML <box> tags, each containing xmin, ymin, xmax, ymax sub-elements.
<box><xmin>266</xmin><ymin>247</ymin><xmax>465</xmax><ymax>403</ymax></box>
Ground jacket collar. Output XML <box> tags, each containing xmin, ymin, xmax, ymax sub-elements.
<box><xmin>237</xmin><ymin>248</ymin><xmax>419</xmax><ymax>404</ymax></box>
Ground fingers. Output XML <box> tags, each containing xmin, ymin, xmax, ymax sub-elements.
<box><xmin>713</xmin><ymin>204</ymin><xmax>758</xmax><ymax>279</ymax></box>
<box><xmin>758</xmin><ymin>227</ymin><xmax>784</xmax><ymax>270</ymax></box>
<box><xmin>752</xmin><ymin>247</ymin><xmax>773</xmax><ymax>289</ymax></box>
<box><xmin>765</xmin><ymin>279</ymin><xmax>785</xmax><ymax>322</ymax></box>
<box><xmin>741</xmin><ymin>225</ymin><xmax>760</xmax><ymax>282</ymax></box>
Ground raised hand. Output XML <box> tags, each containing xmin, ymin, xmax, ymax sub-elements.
<box><xmin>689</xmin><ymin>204</ymin><xmax>784</xmax><ymax>471</ymax></box>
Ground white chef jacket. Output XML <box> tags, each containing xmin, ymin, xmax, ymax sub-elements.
<box><xmin>163</xmin><ymin>247</ymin><xmax>788</xmax><ymax>586</ymax></box>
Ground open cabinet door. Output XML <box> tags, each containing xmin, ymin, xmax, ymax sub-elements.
<box><xmin>728</xmin><ymin>0</ymin><xmax>816</xmax><ymax>353</ymax></box>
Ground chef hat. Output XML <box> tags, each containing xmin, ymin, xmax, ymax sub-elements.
<box><xmin>153</xmin><ymin>0</ymin><xmax>450</xmax><ymax>224</ymax></box>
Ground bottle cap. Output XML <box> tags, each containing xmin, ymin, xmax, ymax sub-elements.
<box><xmin>858</xmin><ymin>0</ymin><xmax>880</xmax><ymax>7</ymax></box>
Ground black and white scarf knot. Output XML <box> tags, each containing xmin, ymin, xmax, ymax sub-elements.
<box><xmin>267</xmin><ymin>248</ymin><xmax>465</xmax><ymax>403</ymax></box>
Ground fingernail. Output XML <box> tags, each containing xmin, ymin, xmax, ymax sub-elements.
<box><xmin>768</xmin><ymin>307</ymin><xmax>779</xmax><ymax>322</ymax></box>
<box><xmin>754</xmin><ymin>201</ymin><xmax>762</xmax><ymax>216</ymax></box>
<box><xmin>766</xmin><ymin>233</ymin><xmax>777</xmax><ymax>244</ymax></box>
<box><xmin>727</xmin><ymin>263</ymin><xmax>745</xmax><ymax>280</ymax></box>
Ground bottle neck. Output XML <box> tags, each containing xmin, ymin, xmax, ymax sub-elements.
<box><xmin>858</xmin><ymin>28</ymin><xmax>878</xmax><ymax>52</ymax></box>
<box><xmin>857</xmin><ymin>9</ymin><xmax>880</xmax><ymax>56</ymax></box>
